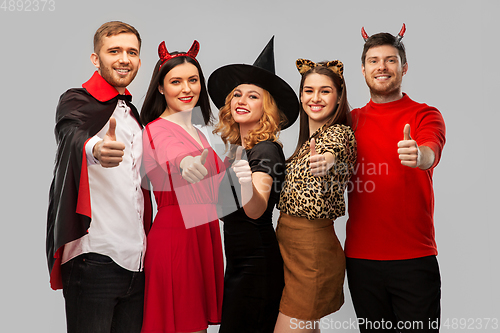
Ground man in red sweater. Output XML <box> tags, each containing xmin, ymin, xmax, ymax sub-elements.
<box><xmin>345</xmin><ymin>27</ymin><xmax>446</xmax><ymax>332</ymax></box>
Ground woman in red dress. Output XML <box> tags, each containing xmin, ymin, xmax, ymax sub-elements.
<box><xmin>140</xmin><ymin>40</ymin><xmax>224</xmax><ymax>333</ymax></box>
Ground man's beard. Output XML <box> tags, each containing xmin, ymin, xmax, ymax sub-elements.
<box><xmin>99</xmin><ymin>60</ymin><xmax>137</xmax><ymax>90</ymax></box>
<box><xmin>366</xmin><ymin>74</ymin><xmax>403</xmax><ymax>98</ymax></box>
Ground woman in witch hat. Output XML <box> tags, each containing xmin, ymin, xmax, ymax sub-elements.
<box><xmin>140</xmin><ymin>40</ymin><xmax>224</xmax><ymax>333</ymax></box>
<box><xmin>208</xmin><ymin>37</ymin><xmax>299</xmax><ymax>333</ymax></box>
<box><xmin>274</xmin><ymin>59</ymin><xmax>357</xmax><ymax>332</ymax></box>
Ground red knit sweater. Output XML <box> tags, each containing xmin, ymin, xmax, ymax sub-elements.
<box><xmin>345</xmin><ymin>94</ymin><xmax>446</xmax><ymax>260</ymax></box>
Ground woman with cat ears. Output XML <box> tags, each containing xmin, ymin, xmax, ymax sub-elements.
<box><xmin>208</xmin><ymin>37</ymin><xmax>299</xmax><ymax>333</ymax></box>
<box><xmin>140</xmin><ymin>40</ymin><xmax>224</xmax><ymax>333</ymax></box>
<box><xmin>274</xmin><ymin>59</ymin><xmax>357</xmax><ymax>332</ymax></box>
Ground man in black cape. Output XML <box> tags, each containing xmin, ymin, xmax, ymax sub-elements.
<box><xmin>46</xmin><ymin>21</ymin><xmax>152</xmax><ymax>333</ymax></box>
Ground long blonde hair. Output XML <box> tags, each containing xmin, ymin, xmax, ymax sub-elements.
<box><xmin>213</xmin><ymin>87</ymin><xmax>286</xmax><ymax>149</ymax></box>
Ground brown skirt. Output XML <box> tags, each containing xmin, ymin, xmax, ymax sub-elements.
<box><xmin>276</xmin><ymin>212</ymin><xmax>345</xmax><ymax>320</ymax></box>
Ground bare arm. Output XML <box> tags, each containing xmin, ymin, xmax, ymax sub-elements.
<box><xmin>241</xmin><ymin>172</ymin><xmax>273</xmax><ymax>219</ymax></box>
<box><xmin>417</xmin><ymin>146</ymin><xmax>435</xmax><ymax>170</ymax></box>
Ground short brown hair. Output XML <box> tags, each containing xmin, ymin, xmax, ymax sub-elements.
<box><xmin>93</xmin><ymin>21</ymin><xmax>141</xmax><ymax>54</ymax></box>
<box><xmin>361</xmin><ymin>32</ymin><xmax>406</xmax><ymax>66</ymax></box>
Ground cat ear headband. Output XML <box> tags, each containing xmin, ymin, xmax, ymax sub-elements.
<box><xmin>361</xmin><ymin>23</ymin><xmax>406</xmax><ymax>43</ymax></box>
<box><xmin>158</xmin><ymin>40</ymin><xmax>200</xmax><ymax>69</ymax></box>
<box><xmin>296</xmin><ymin>59</ymin><xmax>344</xmax><ymax>86</ymax></box>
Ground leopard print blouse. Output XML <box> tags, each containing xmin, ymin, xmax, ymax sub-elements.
<box><xmin>278</xmin><ymin>124</ymin><xmax>357</xmax><ymax>220</ymax></box>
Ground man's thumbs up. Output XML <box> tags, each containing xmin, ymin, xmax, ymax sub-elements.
<box><xmin>93</xmin><ymin>117</ymin><xmax>126</xmax><ymax>168</ymax></box>
<box><xmin>398</xmin><ymin>123</ymin><xmax>421</xmax><ymax>168</ymax></box>
<box><xmin>403</xmin><ymin>123</ymin><xmax>411</xmax><ymax>141</ymax></box>
<box><xmin>105</xmin><ymin>117</ymin><xmax>117</xmax><ymax>142</ymax></box>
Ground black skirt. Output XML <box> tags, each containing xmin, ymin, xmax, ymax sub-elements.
<box><xmin>219</xmin><ymin>214</ymin><xmax>284</xmax><ymax>333</ymax></box>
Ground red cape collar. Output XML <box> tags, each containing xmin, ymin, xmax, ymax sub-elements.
<box><xmin>82</xmin><ymin>71</ymin><xmax>132</xmax><ymax>102</ymax></box>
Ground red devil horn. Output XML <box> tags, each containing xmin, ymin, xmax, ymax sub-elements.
<box><xmin>158</xmin><ymin>41</ymin><xmax>170</xmax><ymax>62</ymax></box>
<box><xmin>361</xmin><ymin>27</ymin><xmax>369</xmax><ymax>42</ymax></box>
<box><xmin>398</xmin><ymin>23</ymin><xmax>406</xmax><ymax>38</ymax></box>
<box><xmin>397</xmin><ymin>23</ymin><xmax>406</xmax><ymax>43</ymax></box>
<box><xmin>187</xmin><ymin>40</ymin><xmax>200</xmax><ymax>59</ymax></box>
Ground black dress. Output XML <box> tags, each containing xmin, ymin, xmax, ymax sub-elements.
<box><xmin>218</xmin><ymin>141</ymin><xmax>285</xmax><ymax>333</ymax></box>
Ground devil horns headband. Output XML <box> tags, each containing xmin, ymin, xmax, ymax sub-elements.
<box><xmin>295</xmin><ymin>59</ymin><xmax>344</xmax><ymax>86</ymax></box>
<box><xmin>158</xmin><ymin>40</ymin><xmax>200</xmax><ymax>69</ymax></box>
<box><xmin>361</xmin><ymin>23</ymin><xmax>406</xmax><ymax>43</ymax></box>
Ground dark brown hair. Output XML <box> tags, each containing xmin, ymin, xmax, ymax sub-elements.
<box><xmin>93</xmin><ymin>21</ymin><xmax>142</xmax><ymax>54</ymax></box>
<box><xmin>361</xmin><ymin>32</ymin><xmax>406</xmax><ymax>65</ymax></box>
<box><xmin>140</xmin><ymin>55</ymin><xmax>213</xmax><ymax>126</ymax></box>
<box><xmin>288</xmin><ymin>64</ymin><xmax>352</xmax><ymax>162</ymax></box>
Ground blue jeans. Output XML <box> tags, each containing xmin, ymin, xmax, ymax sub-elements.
<box><xmin>61</xmin><ymin>253</ymin><xmax>145</xmax><ymax>333</ymax></box>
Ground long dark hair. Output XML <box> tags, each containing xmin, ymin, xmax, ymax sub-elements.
<box><xmin>287</xmin><ymin>64</ymin><xmax>352</xmax><ymax>162</ymax></box>
<box><xmin>140</xmin><ymin>54</ymin><xmax>214</xmax><ymax>126</ymax></box>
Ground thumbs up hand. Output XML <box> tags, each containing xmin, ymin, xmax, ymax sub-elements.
<box><xmin>180</xmin><ymin>149</ymin><xmax>209</xmax><ymax>184</ymax></box>
<box><xmin>397</xmin><ymin>124</ymin><xmax>422</xmax><ymax>168</ymax></box>
<box><xmin>93</xmin><ymin>117</ymin><xmax>126</xmax><ymax>168</ymax></box>
<box><xmin>105</xmin><ymin>116</ymin><xmax>118</xmax><ymax>142</ymax></box>
<box><xmin>309</xmin><ymin>138</ymin><xmax>328</xmax><ymax>177</ymax></box>
<box><xmin>232</xmin><ymin>146</ymin><xmax>252</xmax><ymax>185</ymax></box>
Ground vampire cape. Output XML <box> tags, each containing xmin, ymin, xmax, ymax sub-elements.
<box><xmin>46</xmin><ymin>72</ymin><xmax>152</xmax><ymax>290</ymax></box>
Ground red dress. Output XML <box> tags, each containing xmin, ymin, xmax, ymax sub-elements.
<box><xmin>141</xmin><ymin>118</ymin><xmax>224</xmax><ymax>333</ymax></box>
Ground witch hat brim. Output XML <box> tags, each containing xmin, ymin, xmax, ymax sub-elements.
<box><xmin>208</xmin><ymin>37</ymin><xmax>299</xmax><ymax>130</ymax></box>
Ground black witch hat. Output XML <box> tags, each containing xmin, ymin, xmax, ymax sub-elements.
<box><xmin>208</xmin><ymin>37</ymin><xmax>299</xmax><ymax>130</ymax></box>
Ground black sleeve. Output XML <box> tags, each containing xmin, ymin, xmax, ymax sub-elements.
<box><xmin>247</xmin><ymin>141</ymin><xmax>286</xmax><ymax>201</ymax></box>
<box><xmin>247</xmin><ymin>141</ymin><xmax>285</xmax><ymax>176</ymax></box>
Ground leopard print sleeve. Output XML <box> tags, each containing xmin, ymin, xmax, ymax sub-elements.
<box><xmin>319</xmin><ymin>125</ymin><xmax>357</xmax><ymax>180</ymax></box>
<box><xmin>278</xmin><ymin>124</ymin><xmax>357</xmax><ymax>220</ymax></box>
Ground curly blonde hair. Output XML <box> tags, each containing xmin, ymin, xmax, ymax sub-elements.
<box><xmin>213</xmin><ymin>87</ymin><xmax>287</xmax><ymax>149</ymax></box>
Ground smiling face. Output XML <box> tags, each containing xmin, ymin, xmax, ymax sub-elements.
<box><xmin>362</xmin><ymin>44</ymin><xmax>408</xmax><ymax>102</ymax></box>
<box><xmin>230</xmin><ymin>84</ymin><xmax>265</xmax><ymax>130</ymax></box>
<box><xmin>301</xmin><ymin>73</ymin><xmax>338</xmax><ymax>131</ymax></box>
<box><xmin>159</xmin><ymin>61</ymin><xmax>201</xmax><ymax>116</ymax></box>
<box><xmin>91</xmin><ymin>33</ymin><xmax>141</xmax><ymax>94</ymax></box>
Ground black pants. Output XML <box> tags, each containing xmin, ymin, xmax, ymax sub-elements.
<box><xmin>346</xmin><ymin>256</ymin><xmax>441</xmax><ymax>332</ymax></box>
<box><xmin>61</xmin><ymin>253</ymin><xmax>145</xmax><ymax>333</ymax></box>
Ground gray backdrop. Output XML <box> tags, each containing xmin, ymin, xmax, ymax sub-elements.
<box><xmin>1</xmin><ymin>0</ymin><xmax>498</xmax><ymax>332</ymax></box>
